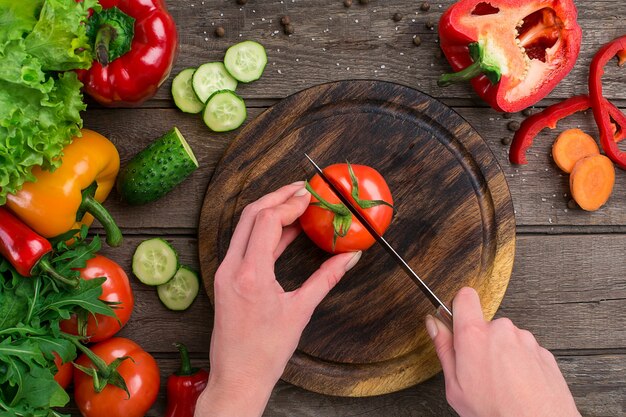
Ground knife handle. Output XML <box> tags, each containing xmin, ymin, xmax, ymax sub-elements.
<box><xmin>435</xmin><ymin>305</ymin><xmax>454</xmax><ymax>333</ymax></box>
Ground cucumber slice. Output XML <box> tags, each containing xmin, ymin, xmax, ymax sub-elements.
<box><xmin>157</xmin><ymin>266</ymin><xmax>199</xmax><ymax>311</ymax></box>
<box><xmin>117</xmin><ymin>127</ymin><xmax>199</xmax><ymax>205</ymax></box>
<box><xmin>192</xmin><ymin>62</ymin><xmax>238</xmax><ymax>103</ymax></box>
<box><xmin>172</xmin><ymin>68</ymin><xmax>205</xmax><ymax>114</ymax></box>
<box><xmin>224</xmin><ymin>41</ymin><xmax>268</xmax><ymax>83</ymax></box>
<box><xmin>202</xmin><ymin>90</ymin><xmax>247</xmax><ymax>132</ymax></box>
<box><xmin>132</xmin><ymin>238</ymin><xmax>179</xmax><ymax>286</ymax></box>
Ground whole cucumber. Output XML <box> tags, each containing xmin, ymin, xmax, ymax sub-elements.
<box><xmin>117</xmin><ymin>127</ymin><xmax>198</xmax><ymax>205</ymax></box>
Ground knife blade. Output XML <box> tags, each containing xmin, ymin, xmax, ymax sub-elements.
<box><xmin>304</xmin><ymin>154</ymin><xmax>454</xmax><ymax>331</ymax></box>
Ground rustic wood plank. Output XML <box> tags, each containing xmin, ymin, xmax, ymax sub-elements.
<box><xmin>97</xmin><ymin>234</ymin><xmax>626</xmax><ymax>353</ymax></box>
<box><xmin>117</xmin><ymin>0</ymin><xmax>626</xmax><ymax>107</ymax></box>
<box><xmin>60</xmin><ymin>353</ymin><xmax>626</xmax><ymax>417</ymax></box>
<box><xmin>83</xmin><ymin>103</ymin><xmax>626</xmax><ymax>231</ymax></box>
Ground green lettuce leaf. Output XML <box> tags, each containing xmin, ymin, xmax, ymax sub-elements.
<box><xmin>0</xmin><ymin>0</ymin><xmax>44</xmax><ymax>44</ymax></box>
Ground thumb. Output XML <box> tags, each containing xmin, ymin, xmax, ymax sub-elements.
<box><xmin>426</xmin><ymin>314</ymin><xmax>458</xmax><ymax>387</ymax></box>
<box><xmin>295</xmin><ymin>251</ymin><xmax>362</xmax><ymax>314</ymax></box>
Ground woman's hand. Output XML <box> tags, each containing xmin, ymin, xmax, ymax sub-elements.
<box><xmin>426</xmin><ymin>287</ymin><xmax>581</xmax><ymax>417</ymax></box>
<box><xmin>196</xmin><ymin>182</ymin><xmax>361</xmax><ymax>417</ymax></box>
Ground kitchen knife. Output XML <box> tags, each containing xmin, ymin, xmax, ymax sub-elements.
<box><xmin>304</xmin><ymin>154</ymin><xmax>454</xmax><ymax>331</ymax></box>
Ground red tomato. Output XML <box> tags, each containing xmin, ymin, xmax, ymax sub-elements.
<box><xmin>53</xmin><ymin>351</ymin><xmax>73</xmax><ymax>389</ymax></box>
<box><xmin>61</xmin><ymin>255</ymin><xmax>134</xmax><ymax>343</ymax></box>
<box><xmin>300</xmin><ymin>163</ymin><xmax>393</xmax><ymax>253</ymax></box>
<box><xmin>73</xmin><ymin>337</ymin><xmax>160</xmax><ymax>417</ymax></box>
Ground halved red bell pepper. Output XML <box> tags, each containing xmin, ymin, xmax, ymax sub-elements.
<box><xmin>438</xmin><ymin>0</ymin><xmax>582</xmax><ymax>112</ymax></box>
<box><xmin>77</xmin><ymin>0</ymin><xmax>178</xmax><ymax>107</ymax></box>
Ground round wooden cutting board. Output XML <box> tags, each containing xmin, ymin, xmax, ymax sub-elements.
<box><xmin>198</xmin><ymin>80</ymin><xmax>515</xmax><ymax>397</ymax></box>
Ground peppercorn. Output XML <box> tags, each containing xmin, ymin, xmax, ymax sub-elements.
<box><xmin>343</xmin><ymin>0</ymin><xmax>352</xmax><ymax>7</ymax></box>
<box><xmin>281</xmin><ymin>15</ymin><xmax>291</xmax><ymax>26</ymax></box>
<box><xmin>503</xmin><ymin>112</ymin><xmax>513</xmax><ymax>119</ymax></box>
<box><xmin>359</xmin><ymin>0</ymin><xmax>369</xmax><ymax>4</ymax></box>
<box><xmin>434</xmin><ymin>48</ymin><xmax>443</xmax><ymax>59</ymax></box>
<box><xmin>393</xmin><ymin>13</ymin><xmax>403</xmax><ymax>22</ymax></box>
<box><xmin>420</xmin><ymin>2</ymin><xmax>431</xmax><ymax>11</ymax></box>
<box><xmin>236</xmin><ymin>0</ymin><xmax>247</xmax><ymax>4</ymax></box>
<box><xmin>567</xmin><ymin>199</ymin><xmax>578</xmax><ymax>210</ymax></box>
<box><xmin>215</xmin><ymin>26</ymin><xmax>225</xmax><ymax>37</ymax></box>
<box><xmin>501</xmin><ymin>136</ymin><xmax>512</xmax><ymax>146</ymax></box>
<box><xmin>522</xmin><ymin>108</ymin><xmax>534</xmax><ymax>117</ymax></box>
<box><xmin>413</xmin><ymin>36</ymin><xmax>422</xmax><ymax>47</ymax></box>
<box><xmin>425</xmin><ymin>20</ymin><xmax>435</xmax><ymax>30</ymax></box>
<box><xmin>507</xmin><ymin>120</ymin><xmax>521</xmax><ymax>132</ymax></box>
<box><xmin>284</xmin><ymin>24</ymin><xmax>294</xmax><ymax>35</ymax></box>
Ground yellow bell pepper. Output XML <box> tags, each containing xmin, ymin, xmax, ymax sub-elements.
<box><xmin>6</xmin><ymin>129</ymin><xmax>123</xmax><ymax>246</ymax></box>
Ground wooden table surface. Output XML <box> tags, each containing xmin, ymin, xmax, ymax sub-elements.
<box><xmin>78</xmin><ymin>1</ymin><xmax>625</xmax><ymax>416</ymax></box>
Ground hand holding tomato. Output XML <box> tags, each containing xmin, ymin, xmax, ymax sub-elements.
<box><xmin>195</xmin><ymin>182</ymin><xmax>362</xmax><ymax>416</ymax></box>
<box><xmin>60</xmin><ymin>255</ymin><xmax>134</xmax><ymax>343</ymax></box>
<box><xmin>73</xmin><ymin>337</ymin><xmax>159</xmax><ymax>417</ymax></box>
<box><xmin>300</xmin><ymin>163</ymin><xmax>393</xmax><ymax>253</ymax></box>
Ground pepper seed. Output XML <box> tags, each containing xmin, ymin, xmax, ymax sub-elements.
<box><xmin>393</xmin><ymin>13</ymin><xmax>403</xmax><ymax>22</ymax></box>
<box><xmin>215</xmin><ymin>26</ymin><xmax>225</xmax><ymax>37</ymax></box>
<box><xmin>413</xmin><ymin>35</ymin><xmax>422</xmax><ymax>47</ymax></box>
<box><xmin>425</xmin><ymin>20</ymin><xmax>435</xmax><ymax>30</ymax></box>
<box><xmin>343</xmin><ymin>0</ymin><xmax>352</xmax><ymax>7</ymax></box>
<box><xmin>284</xmin><ymin>23</ymin><xmax>294</xmax><ymax>35</ymax></box>
<box><xmin>501</xmin><ymin>136</ymin><xmax>512</xmax><ymax>146</ymax></box>
<box><xmin>280</xmin><ymin>15</ymin><xmax>291</xmax><ymax>26</ymax></box>
<box><xmin>507</xmin><ymin>120</ymin><xmax>521</xmax><ymax>132</ymax></box>
<box><xmin>420</xmin><ymin>2</ymin><xmax>431</xmax><ymax>11</ymax></box>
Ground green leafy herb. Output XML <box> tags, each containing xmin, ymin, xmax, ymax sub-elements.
<box><xmin>0</xmin><ymin>0</ymin><xmax>100</xmax><ymax>204</ymax></box>
<box><xmin>0</xmin><ymin>230</ymin><xmax>115</xmax><ymax>417</ymax></box>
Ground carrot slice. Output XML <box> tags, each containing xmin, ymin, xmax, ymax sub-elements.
<box><xmin>570</xmin><ymin>154</ymin><xmax>615</xmax><ymax>211</ymax></box>
<box><xmin>552</xmin><ymin>128</ymin><xmax>600</xmax><ymax>173</ymax></box>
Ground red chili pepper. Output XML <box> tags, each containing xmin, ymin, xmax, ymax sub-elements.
<box><xmin>0</xmin><ymin>207</ymin><xmax>77</xmax><ymax>286</ymax></box>
<box><xmin>509</xmin><ymin>95</ymin><xmax>626</xmax><ymax>165</ymax></box>
<box><xmin>589</xmin><ymin>35</ymin><xmax>626</xmax><ymax>169</ymax></box>
<box><xmin>438</xmin><ymin>0</ymin><xmax>582</xmax><ymax>112</ymax></box>
<box><xmin>77</xmin><ymin>0</ymin><xmax>178</xmax><ymax>107</ymax></box>
<box><xmin>164</xmin><ymin>343</ymin><xmax>209</xmax><ymax>417</ymax></box>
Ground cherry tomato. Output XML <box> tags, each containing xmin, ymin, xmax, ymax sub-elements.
<box><xmin>60</xmin><ymin>255</ymin><xmax>134</xmax><ymax>343</ymax></box>
<box><xmin>300</xmin><ymin>163</ymin><xmax>393</xmax><ymax>253</ymax></box>
<box><xmin>73</xmin><ymin>337</ymin><xmax>160</xmax><ymax>417</ymax></box>
<box><xmin>53</xmin><ymin>351</ymin><xmax>73</xmax><ymax>389</ymax></box>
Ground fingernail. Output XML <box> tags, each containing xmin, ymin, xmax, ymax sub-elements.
<box><xmin>291</xmin><ymin>180</ymin><xmax>305</xmax><ymax>187</ymax></box>
<box><xmin>294</xmin><ymin>187</ymin><xmax>309</xmax><ymax>197</ymax></box>
<box><xmin>345</xmin><ymin>251</ymin><xmax>362</xmax><ymax>271</ymax></box>
<box><xmin>425</xmin><ymin>315</ymin><xmax>438</xmax><ymax>339</ymax></box>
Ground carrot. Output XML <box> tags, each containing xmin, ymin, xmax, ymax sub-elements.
<box><xmin>552</xmin><ymin>128</ymin><xmax>600</xmax><ymax>173</ymax></box>
<box><xmin>570</xmin><ymin>154</ymin><xmax>615</xmax><ymax>211</ymax></box>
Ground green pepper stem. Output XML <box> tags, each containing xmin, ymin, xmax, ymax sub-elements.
<box><xmin>175</xmin><ymin>343</ymin><xmax>198</xmax><ymax>376</ymax></box>
<box><xmin>438</xmin><ymin>61</ymin><xmax>484</xmax><ymax>87</ymax></box>
<box><xmin>95</xmin><ymin>25</ymin><xmax>115</xmax><ymax>66</ymax></box>
<box><xmin>36</xmin><ymin>257</ymin><xmax>78</xmax><ymax>287</ymax></box>
<box><xmin>80</xmin><ymin>196</ymin><xmax>123</xmax><ymax>247</ymax></box>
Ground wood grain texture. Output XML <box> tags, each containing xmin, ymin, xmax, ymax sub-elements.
<box><xmin>197</xmin><ymin>80</ymin><xmax>515</xmax><ymax>396</ymax></box>
<box><xmin>132</xmin><ymin>0</ymin><xmax>626</xmax><ymax>107</ymax></box>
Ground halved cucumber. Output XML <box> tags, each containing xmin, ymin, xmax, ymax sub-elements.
<box><xmin>172</xmin><ymin>68</ymin><xmax>205</xmax><ymax>113</ymax></box>
<box><xmin>132</xmin><ymin>238</ymin><xmax>179</xmax><ymax>286</ymax></box>
<box><xmin>224</xmin><ymin>41</ymin><xmax>267</xmax><ymax>83</ymax></box>
<box><xmin>192</xmin><ymin>62</ymin><xmax>238</xmax><ymax>103</ymax></box>
<box><xmin>202</xmin><ymin>90</ymin><xmax>247</xmax><ymax>132</ymax></box>
<box><xmin>157</xmin><ymin>266</ymin><xmax>199</xmax><ymax>311</ymax></box>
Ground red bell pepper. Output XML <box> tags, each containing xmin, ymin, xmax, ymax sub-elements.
<box><xmin>438</xmin><ymin>0</ymin><xmax>582</xmax><ymax>112</ymax></box>
<box><xmin>0</xmin><ymin>207</ymin><xmax>77</xmax><ymax>286</ymax></box>
<box><xmin>164</xmin><ymin>343</ymin><xmax>209</xmax><ymax>417</ymax></box>
<box><xmin>77</xmin><ymin>0</ymin><xmax>178</xmax><ymax>107</ymax></box>
<box><xmin>509</xmin><ymin>95</ymin><xmax>626</xmax><ymax>165</ymax></box>
<box><xmin>589</xmin><ymin>35</ymin><xmax>626</xmax><ymax>169</ymax></box>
